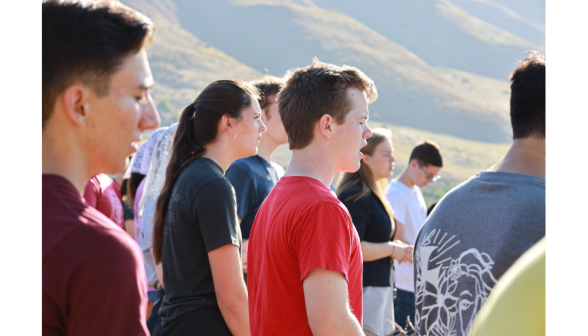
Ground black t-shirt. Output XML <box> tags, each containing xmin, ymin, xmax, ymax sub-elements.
<box><xmin>225</xmin><ymin>155</ymin><xmax>281</xmax><ymax>239</ymax></box>
<box><xmin>338</xmin><ymin>183</ymin><xmax>396</xmax><ymax>287</ymax></box>
<box><xmin>158</xmin><ymin>157</ymin><xmax>241</xmax><ymax>327</ymax></box>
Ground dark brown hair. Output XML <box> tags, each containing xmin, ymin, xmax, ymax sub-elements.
<box><xmin>278</xmin><ymin>58</ymin><xmax>378</xmax><ymax>149</ymax></box>
<box><xmin>336</xmin><ymin>128</ymin><xmax>394</xmax><ymax>218</ymax></box>
<box><xmin>152</xmin><ymin>80</ymin><xmax>259</xmax><ymax>264</ymax></box>
<box><xmin>42</xmin><ymin>0</ymin><xmax>155</xmax><ymax>128</ymax></box>
<box><xmin>509</xmin><ymin>50</ymin><xmax>546</xmax><ymax>139</ymax></box>
<box><xmin>125</xmin><ymin>173</ymin><xmax>146</xmax><ymax>207</ymax></box>
<box><xmin>251</xmin><ymin>76</ymin><xmax>285</xmax><ymax>119</ymax></box>
<box><xmin>409</xmin><ymin>140</ymin><xmax>443</xmax><ymax>168</ymax></box>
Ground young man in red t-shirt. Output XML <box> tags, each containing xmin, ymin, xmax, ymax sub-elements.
<box><xmin>42</xmin><ymin>1</ymin><xmax>160</xmax><ymax>335</ymax></box>
<box><xmin>247</xmin><ymin>58</ymin><xmax>378</xmax><ymax>336</ymax></box>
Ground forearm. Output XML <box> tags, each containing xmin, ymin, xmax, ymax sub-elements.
<box><xmin>123</xmin><ymin>219</ymin><xmax>135</xmax><ymax>240</ymax></box>
<box><xmin>361</xmin><ymin>241</ymin><xmax>394</xmax><ymax>262</ymax></box>
<box><xmin>394</xmin><ymin>219</ymin><xmax>409</xmax><ymax>244</ymax></box>
<box><xmin>217</xmin><ymin>289</ymin><xmax>250</xmax><ymax>336</ymax></box>
<box><xmin>312</xmin><ymin>311</ymin><xmax>363</xmax><ymax>336</ymax></box>
<box><xmin>150</xmin><ymin>246</ymin><xmax>164</xmax><ymax>288</ymax></box>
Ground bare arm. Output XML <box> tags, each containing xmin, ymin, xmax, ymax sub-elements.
<box><xmin>303</xmin><ymin>267</ymin><xmax>363</xmax><ymax>336</ymax></box>
<box><xmin>150</xmin><ymin>246</ymin><xmax>164</xmax><ymax>289</ymax></box>
<box><xmin>124</xmin><ymin>219</ymin><xmax>135</xmax><ymax>240</ymax></box>
<box><xmin>361</xmin><ymin>241</ymin><xmax>412</xmax><ymax>263</ymax></box>
<box><xmin>394</xmin><ymin>218</ymin><xmax>408</xmax><ymax>244</ymax></box>
<box><xmin>209</xmin><ymin>244</ymin><xmax>250</xmax><ymax>336</ymax></box>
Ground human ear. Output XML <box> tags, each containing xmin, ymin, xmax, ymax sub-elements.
<box><xmin>61</xmin><ymin>83</ymin><xmax>90</xmax><ymax>127</ymax></box>
<box><xmin>362</xmin><ymin>154</ymin><xmax>372</xmax><ymax>166</ymax></box>
<box><xmin>220</xmin><ymin>114</ymin><xmax>233</xmax><ymax>134</ymax></box>
<box><xmin>318</xmin><ymin>114</ymin><xmax>332</xmax><ymax>139</ymax></box>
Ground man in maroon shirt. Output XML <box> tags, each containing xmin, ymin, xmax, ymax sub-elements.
<box><xmin>42</xmin><ymin>1</ymin><xmax>160</xmax><ymax>335</ymax></box>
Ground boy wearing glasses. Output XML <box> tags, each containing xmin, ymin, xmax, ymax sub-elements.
<box><xmin>384</xmin><ymin>140</ymin><xmax>443</xmax><ymax>328</ymax></box>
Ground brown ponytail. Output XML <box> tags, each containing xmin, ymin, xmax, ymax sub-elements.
<box><xmin>152</xmin><ymin>80</ymin><xmax>258</xmax><ymax>264</ymax></box>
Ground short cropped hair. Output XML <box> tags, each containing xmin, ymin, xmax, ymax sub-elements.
<box><xmin>251</xmin><ymin>76</ymin><xmax>284</xmax><ymax>120</ymax></box>
<box><xmin>42</xmin><ymin>0</ymin><xmax>155</xmax><ymax>128</ymax></box>
<box><xmin>278</xmin><ymin>58</ymin><xmax>378</xmax><ymax>149</ymax></box>
<box><xmin>409</xmin><ymin>140</ymin><xmax>443</xmax><ymax>168</ymax></box>
<box><xmin>509</xmin><ymin>50</ymin><xmax>546</xmax><ymax>139</ymax></box>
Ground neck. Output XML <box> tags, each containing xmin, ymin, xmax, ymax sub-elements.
<box><xmin>42</xmin><ymin>127</ymin><xmax>91</xmax><ymax>194</ymax></box>
<box><xmin>489</xmin><ymin>137</ymin><xmax>545</xmax><ymax>179</ymax></box>
<box><xmin>284</xmin><ymin>144</ymin><xmax>336</xmax><ymax>188</ymax></box>
<box><xmin>202</xmin><ymin>141</ymin><xmax>240</xmax><ymax>173</ymax></box>
<box><xmin>257</xmin><ymin>137</ymin><xmax>279</xmax><ymax>163</ymax></box>
<box><xmin>397</xmin><ymin>167</ymin><xmax>415</xmax><ymax>189</ymax></box>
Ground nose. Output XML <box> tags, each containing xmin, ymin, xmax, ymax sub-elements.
<box><xmin>390</xmin><ymin>154</ymin><xmax>396</xmax><ymax>163</ymax></box>
<box><xmin>363</xmin><ymin>124</ymin><xmax>373</xmax><ymax>139</ymax></box>
<box><xmin>139</xmin><ymin>94</ymin><xmax>161</xmax><ymax>131</ymax></box>
<box><xmin>259</xmin><ymin>118</ymin><xmax>267</xmax><ymax>133</ymax></box>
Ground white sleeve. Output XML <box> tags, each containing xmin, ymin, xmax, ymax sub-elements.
<box><xmin>386</xmin><ymin>186</ymin><xmax>407</xmax><ymax>224</ymax></box>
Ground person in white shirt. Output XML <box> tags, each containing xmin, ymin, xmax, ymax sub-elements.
<box><xmin>384</xmin><ymin>140</ymin><xmax>443</xmax><ymax>328</ymax></box>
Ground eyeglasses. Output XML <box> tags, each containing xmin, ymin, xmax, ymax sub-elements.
<box><xmin>418</xmin><ymin>163</ymin><xmax>441</xmax><ymax>182</ymax></box>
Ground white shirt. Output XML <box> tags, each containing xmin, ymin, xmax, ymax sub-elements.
<box><xmin>385</xmin><ymin>179</ymin><xmax>428</xmax><ymax>292</ymax></box>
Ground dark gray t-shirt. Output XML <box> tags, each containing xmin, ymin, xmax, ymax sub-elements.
<box><xmin>159</xmin><ymin>157</ymin><xmax>241</xmax><ymax>327</ymax></box>
<box><xmin>225</xmin><ymin>155</ymin><xmax>282</xmax><ymax>239</ymax></box>
<box><xmin>413</xmin><ymin>171</ymin><xmax>545</xmax><ymax>336</ymax></box>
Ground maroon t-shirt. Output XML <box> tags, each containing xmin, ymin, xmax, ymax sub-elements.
<box><xmin>42</xmin><ymin>174</ymin><xmax>148</xmax><ymax>336</ymax></box>
<box><xmin>83</xmin><ymin>174</ymin><xmax>125</xmax><ymax>230</ymax></box>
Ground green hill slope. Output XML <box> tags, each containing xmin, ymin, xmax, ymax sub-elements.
<box><xmin>167</xmin><ymin>0</ymin><xmax>512</xmax><ymax>143</ymax></box>
<box><xmin>312</xmin><ymin>0</ymin><xmax>539</xmax><ymax>80</ymax></box>
<box><xmin>123</xmin><ymin>0</ymin><xmax>262</xmax><ymax>125</ymax></box>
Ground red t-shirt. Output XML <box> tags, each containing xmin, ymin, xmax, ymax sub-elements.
<box><xmin>248</xmin><ymin>176</ymin><xmax>363</xmax><ymax>335</ymax></box>
<box><xmin>83</xmin><ymin>173</ymin><xmax>124</xmax><ymax>230</ymax></box>
<box><xmin>43</xmin><ymin>174</ymin><xmax>148</xmax><ymax>336</ymax></box>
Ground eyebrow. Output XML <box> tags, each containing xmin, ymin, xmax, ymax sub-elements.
<box><xmin>138</xmin><ymin>83</ymin><xmax>153</xmax><ymax>90</ymax></box>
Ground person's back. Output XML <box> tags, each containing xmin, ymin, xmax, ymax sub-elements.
<box><xmin>469</xmin><ymin>238</ymin><xmax>545</xmax><ymax>336</ymax></box>
<box><xmin>413</xmin><ymin>50</ymin><xmax>546</xmax><ymax>336</ymax></box>
<box><xmin>413</xmin><ymin>171</ymin><xmax>545</xmax><ymax>336</ymax></box>
<box><xmin>43</xmin><ymin>175</ymin><xmax>148</xmax><ymax>335</ymax></box>
<box><xmin>248</xmin><ymin>176</ymin><xmax>363</xmax><ymax>334</ymax></box>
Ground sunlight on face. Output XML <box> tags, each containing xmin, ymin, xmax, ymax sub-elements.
<box><xmin>86</xmin><ymin>49</ymin><xmax>160</xmax><ymax>174</ymax></box>
<box><xmin>333</xmin><ymin>87</ymin><xmax>373</xmax><ymax>173</ymax></box>
<box><xmin>232</xmin><ymin>96</ymin><xmax>266</xmax><ymax>159</ymax></box>
<box><xmin>364</xmin><ymin>139</ymin><xmax>396</xmax><ymax>181</ymax></box>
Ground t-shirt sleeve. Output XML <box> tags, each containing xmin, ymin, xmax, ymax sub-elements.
<box><xmin>225</xmin><ymin>165</ymin><xmax>254</xmax><ymax>220</ymax></box>
<box><xmin>82</xmin><ymin>176</ymin><xmax>101</xmax><ymax>208</ymax></box>
<box><xmin>295</xmin><ymin>201</ymin><xmax>355</xmax><ymax>283</ymax></box>
<box><xmin>341</xmin><ymin>194</ymin><xmax>370</xmax><ymax>241</ymax></box>
<box><xmin>196</xmin><ymin>178</ymin><xmax>240</xmax><ymax>253</ymax></box>
<box><xmin>386</xmin><ymin>188</ymin><xmax>407</xmax><ymax>224</ymax></box>
<box><xmin>67</xmin><ymin>230</ymin><xmax>148</xmax><ymax>336</ymax></box>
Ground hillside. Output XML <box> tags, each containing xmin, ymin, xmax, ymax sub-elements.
<box><xmin>123</xmin><ymin>0</ymin><xmax>262</xmax><ymax>125</ymax></box>
<box><xmin>165</xmin><ymin>0</ymin><xmax>512</xmax><ymax>143</ymax></box>
<box><xmin>312</xmin><ymin>0</ymin><xmax>539</xmax><ymax>80</ymax></box>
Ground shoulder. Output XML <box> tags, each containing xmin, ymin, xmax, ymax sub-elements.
<box><xmin>49</xmin><ymin>208</ymin><xmax>142</xmax><ymax>269</ymax></box>
<box><xmin>228</xmin><ymin>156</ymin><xmax>258</xmax><ymax>172</ymax></box>
<box><xmin>225</xmin><ymin>159</ymin><xmax>255</xmax><ymax>180</ymax></box>
<box><xmin>338</xmin><ymin>184</ymin><xmax>370</xmax><ymax>204</ymax></box>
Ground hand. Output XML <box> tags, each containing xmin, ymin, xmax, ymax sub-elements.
<box><xmin>390</xmin><ymin>240</ymin><xmax>413</xmax><ymax>264</ymax></box>
<box><xmin>241</xmin><ymin>239</ymin><xmax>249</xmax><ymax>273</ymax></box>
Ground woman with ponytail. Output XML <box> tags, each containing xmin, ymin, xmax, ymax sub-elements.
<box><xmin>151</xmin><ymin>80</ymin><xmax>265</xmax><ymax>336</ymax></box>
<box><xmin>336</xmin><ymin>128</ymin><xmax>413</xmax><ymax>336</ymax></box>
